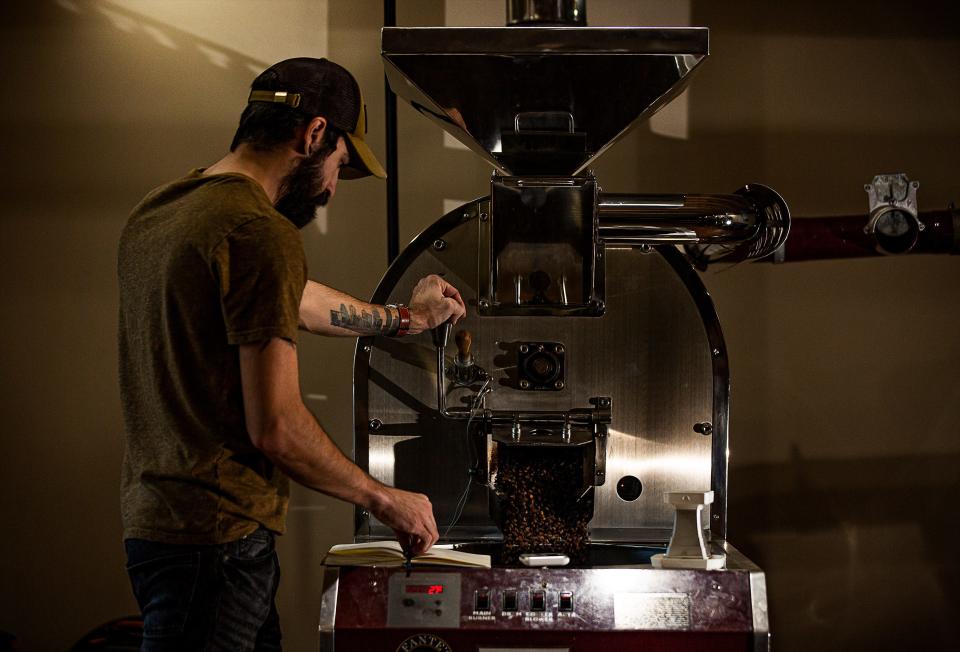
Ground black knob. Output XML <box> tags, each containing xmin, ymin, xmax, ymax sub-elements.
<box><xmin>694</xmin><ymin>422</ymin><xmax>713</xmax><ymax>436</ymax></box>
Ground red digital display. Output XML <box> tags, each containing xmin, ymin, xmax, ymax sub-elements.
<box><xmin>405</xmin><ymin>584</ymin><xmax>444</xmax><ymax>595</ymax></box>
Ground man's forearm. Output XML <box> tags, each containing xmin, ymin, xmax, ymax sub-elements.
<box><xmin>241</xmin><ymin>337</ymin><xmax>441</xmax><ymax>555</ymax></box>
<box><xmin>299</xmin><ymin>279</ymin><xmax>401</xmax><ymax>336</ymax></box>
<box><xmin>260</xmin><ymin>401</ymin><xmax>387</xmax><ymax>512</ymax></box>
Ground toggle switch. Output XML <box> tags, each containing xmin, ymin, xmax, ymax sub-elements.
<box><xmin>503</xmin><ymin>590</ymin><xmax>518</xmax><ymax>612</ymax></box>
<box><xmin>530</xmin><ymin>590</ymin><xmax>546</xmax><ymax>612</ymax></box>
<box><xmin>559</xmin><ymin>591</ymin><xmax>573</xmax><ymax>612</ymax></box>
<box><xmin>475</xmin><ymin>590</ymin><xmax>490</xmax><ymax>612</ymax></box>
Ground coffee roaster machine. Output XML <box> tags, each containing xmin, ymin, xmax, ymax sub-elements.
<box><xmin>320</xmin><ymin>7</ymin><xmax>792</xmax><ymax>652</ymax></box>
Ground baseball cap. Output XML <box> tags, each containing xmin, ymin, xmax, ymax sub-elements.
<box><xmin>247</xmin><ymin>57</ymin><xmax>386</xmax><ymax>180</ymax></box>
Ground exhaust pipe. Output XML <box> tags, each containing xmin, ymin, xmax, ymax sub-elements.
<box><xmin>598</xmin><ymin>184</ymin><xmax>790</xmax><ymax>263</ymax></box>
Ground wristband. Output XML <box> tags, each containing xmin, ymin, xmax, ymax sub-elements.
<box><xmin>387</xmin><ymin>304</ymin><xmax>411</xmax><ymax>337</ymax></box>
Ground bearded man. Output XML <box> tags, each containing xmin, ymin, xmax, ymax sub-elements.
<box><xmin>117</xmin><ymin>57</ymin><xmax>465</xmax><ymax>650</ymax></box>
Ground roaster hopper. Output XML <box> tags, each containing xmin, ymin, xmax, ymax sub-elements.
<box><xmin>321</xmin><ymin>14</ymin><xmax>784</xmax><ymax>652</ymax></box>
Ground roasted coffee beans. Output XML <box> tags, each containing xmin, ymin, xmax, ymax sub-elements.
<box><xmin>495</xmin><ymin>444</ymin><xmax>591</xmax><ymax>564</ymax></box>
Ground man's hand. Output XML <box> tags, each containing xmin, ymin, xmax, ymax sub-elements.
<box><xmin>369</xmin><ymin>486</ymin><xmax>439</xmax><ymax>556</ymax></box>
<box><xmin>407</xmin><ymin>274</ymin><xmax>467</xmax><ymax>334</ymax></box>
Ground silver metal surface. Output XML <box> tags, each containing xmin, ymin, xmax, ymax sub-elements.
<box><xmin>318</xmin><ymin>567</ymin><xmax>339</xmax><ymax>652</ymax></box>
<box><xmin>750</xmin><ymin>571</ymin><xmax>771</xmax><ymax>652</ymax></box>
<box><xmin>864</xmin><ymin>173</ymin><xmax>923</xmax><ymax>254</ymax></box>
<box><xmin>601</xmin><ymin>227</ymin><xmax>699</xmax><ymax>243</ymax></box>
<box><xmin>507</xmin><ymin>0</ymin><xmax>586</xmax><ymax>26</ymax></box>
<box><xmin>655</xmin><ymin>184</ymin><xmax>791</xmax><ymax>265</ymax></box>
<box><xmin>865</xmin><ymin>173</ymin><xmax>919</xmax><ymax>217</ymax></box>
<box><xmin>382</xmin><ymin>27</ymin><xmax>708</xmax><ymax>176</ymax></box>
<box><xmin>482</xmin><ymin>177</ymin><xmax>602</xmax><ymax>316</ymax></box>
<box><xmin>718</xmin><ymin>542</ymin><xmax>771</xmax><ymax>651</ymax></box>
<box><xmin>599</xmin><ymin>192</ymin><xmax>761</xmax><ymax>243</ymax></box>
<box><xmin>355</xmin><ymin>201</ymin><xmax>723</xmax><ymax>543</ymax></box>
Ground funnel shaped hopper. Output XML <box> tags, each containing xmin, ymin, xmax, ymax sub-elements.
<box><xmin>383</xmin><ymin>27</ymin><xmax>708</xmax><ymax>176</ymax></box>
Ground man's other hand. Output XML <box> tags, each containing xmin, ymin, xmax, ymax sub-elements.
<box><xmin>408</xmin><ymin>274</ymin><xmax>466</xmax><ymax>333</ymax></box>
<box><xmin>370</xmin><ymin>486</ymin><xmax>439</xmax><ymax>557</ymax></box>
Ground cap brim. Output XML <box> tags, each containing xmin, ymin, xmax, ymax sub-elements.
<box><xmin>341</xmin><ymin>133</ymin><xmax>387</xmax><ymax>180</ymax></box>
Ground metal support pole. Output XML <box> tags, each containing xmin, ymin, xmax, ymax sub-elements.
<box><xmin>384</xmin><ymin>0</ymin><xmax>399</xmax><ymax>265</ymax></box>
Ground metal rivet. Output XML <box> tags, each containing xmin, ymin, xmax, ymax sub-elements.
<box><xmin>368</xmin><ymin>419</ymin><xmax>382</xmax><ymax>431</ymax></box>
<box><xmin>519</xmin><ymin>379</ymin><xmax>530</xmax><ymax>389</ymax></box>
<box><xmin>433</xmin><ymin>239</ymin><xmax>446</xmax><ymax>251</ymax></box>
<box><xmin>554</xmin><ymin>380</ymin><xmax>564</xmax><ymax>390</ymax></box>
<box><xmin>480</xmin><ymin>212</ymin><xmax>489</xmax><ymax>221</ymax></box>
<box><xmin>363</xmin><ymin>345</ymin><xmax>372</xmax><ymax>353</ymax></box>
<box><xmin>479</xmin><ymin>299</ymin><xmax>490</xmax><ymax>309</ymax></box>
<box><xmin>712</xmin><ymin>348</ymin><xmax>721</xmax><ymax>357</ymax></box>
<box><xmin>519</xmin><ymin>344</ymin><xmax>529</xmax><ymax>354</ymax></box>
<box><xmin>599</xmin><ymin>398</ymin><xmax>610</xmax><ymax>407</ymax></box>
<box><xmin>713</xmin><ymin>514</ymin><xmax>720</xmax><ymax>520</ymax></box>
<box><xmin>554</xmin><ymin>345</ymin><xmax>564</xmax><ymax>354</ymax></box>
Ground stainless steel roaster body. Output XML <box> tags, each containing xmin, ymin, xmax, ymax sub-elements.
<box><xmin>321</xmin><ymin>20</ymin><xmax>782</xmax><ymax>652</ymax></box>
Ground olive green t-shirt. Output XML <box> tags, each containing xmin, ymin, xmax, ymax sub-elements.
<box><xmin>118</xmin><ymin>169</ymin><xmax>306</xmax><ymax>544</ymax></box>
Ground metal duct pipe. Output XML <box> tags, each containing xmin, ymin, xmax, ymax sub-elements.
<box><xmin>757</xmin><ymin>207</ymin><xmax>959</xmax><ymax>263</ymax></box>
<box><xmin>598</xmin><ymin>184</ymin><xmax>790</xmax><ymax>262</ymax></box>
<box><xmin>507</xmin><ymin>0</ymin><xmax>587</xmax><ymax>26</ymax></box>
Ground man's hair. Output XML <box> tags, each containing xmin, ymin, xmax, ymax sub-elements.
<box><xmin>229</xmin><ymin>103</ymin><xmax>342</xmax><ymax>153</ymax></box>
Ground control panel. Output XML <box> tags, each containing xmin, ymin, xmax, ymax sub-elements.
<box><xmin>467</xmin><ymin>586</ymin><xmax>578</xmax><ymax>620</ymax></box>
<box><xmin>387</xmin><ymin>572</ymin><xmax>462</xmax><ymax>628</ymax></box>
<box><xmin>387</xmin><ymin>572</ymin><xmax>580</xmax><ymax>627</ymax></box>
<box><xmin>331</xmin><ymin>564</ymin><xmax>762</xmax><ymax>643</ymax></box>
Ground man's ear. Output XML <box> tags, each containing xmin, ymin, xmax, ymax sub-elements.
<box><xmin>301</xmin><ymin>116</ymin><xmax>327</xmax><ymax>156</ymax></box>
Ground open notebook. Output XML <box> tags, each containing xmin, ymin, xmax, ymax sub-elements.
<box><xmin>322</xmin><ymin>541</ymin><xmax>491</xmax><ymax>569</ymax></box>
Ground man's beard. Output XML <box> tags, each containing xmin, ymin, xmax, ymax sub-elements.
<box><xmin>274</xmin><ymin>147</ymin><xmax>332</xmax><ymax>229</ymax></box>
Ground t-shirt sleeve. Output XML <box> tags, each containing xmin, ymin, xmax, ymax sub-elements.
<box><xmin>211</xmin><ymin>217</ymin><xmax>306</xmax><ymax>345</ymax></box>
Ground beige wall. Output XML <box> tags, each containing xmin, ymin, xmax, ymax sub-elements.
<box><xmin>0</xmin><ymin>1</ymin><xmax>957</xmax><ymax>650</ymax></box>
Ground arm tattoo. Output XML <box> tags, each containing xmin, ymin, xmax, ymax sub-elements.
<box><xmin>330</xmin><ymin>303</ymin><xmax>396</xmax><ymax>335</ymax></box>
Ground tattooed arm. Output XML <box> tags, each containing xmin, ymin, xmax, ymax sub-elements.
<box><xmin>298</xmin><ymin>274</ymin><xmax>467</xmax><ymax>337</ymax></box>
<box><xmin>299</xmin><ymin>281</ymin><xmax>399</xmax><ymax>336</ymax></box>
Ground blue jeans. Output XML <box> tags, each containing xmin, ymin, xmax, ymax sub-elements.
<box><xmin>125</xmin><ymin>528</ymin><xmax>281</xmax><ymax>651</ymax></box>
